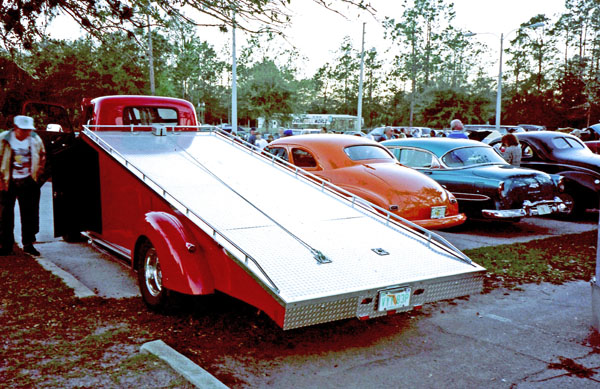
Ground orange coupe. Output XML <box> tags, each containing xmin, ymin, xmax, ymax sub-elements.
<box><xmin>265</xmin><ymin>134</ymin><xmax>466</xmax><ymax>230</ymax></box>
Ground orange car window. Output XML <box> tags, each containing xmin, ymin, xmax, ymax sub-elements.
<box><xmin>265</xmin><ymin>147</ymin><xmax>289</xmax><ymax>162</ymax></box>
<box><xmin>344</xmin><ymin>145</ymin><xmax>394</xmax><ymax>161</ymax></box>
<box><xmin>291</xmin><ymin>148</ymin><xmax>318</xmax><ymax>168</ymax></box>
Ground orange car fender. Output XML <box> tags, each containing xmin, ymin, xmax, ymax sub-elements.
<box><xmin>336</xmin><ymin>184</ymin><xmax>388</xmax><ymax>210</ymax></box>
<box><xmin>136</xmin><ymin>211</ymin><xmax>215</xmax><ymax>295</ymax></box>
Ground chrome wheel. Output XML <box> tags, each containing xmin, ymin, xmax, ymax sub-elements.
<box><xmin>143</xmin><ymin>248</ymin><xmax>162</xmax><ymax>297</ymax></box>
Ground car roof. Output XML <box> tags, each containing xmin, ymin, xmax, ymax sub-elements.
<box><xmin>515</xmin><ymin>130</ymin><xmax>577</xmax><ymax>141</ymax></box>
<box><xmin>382</xmin><ymin>137</ymin><xmax>485</xmax><ymax>156</ymax></box>
<box><xmin>270</xmin><ymin>133</ymin><xmax>380</xmax><ymax>148</ymax></box>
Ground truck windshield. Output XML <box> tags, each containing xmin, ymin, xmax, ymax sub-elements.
<box><xmin>123</xmin><ymin>107</ymin><xmax>178</xmax><ymax>126</ymax></box>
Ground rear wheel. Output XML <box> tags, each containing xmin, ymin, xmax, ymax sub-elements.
<box><xmin>556</xmin><ymin>192</ymin><xmax>580</xmax><ymax>219</ymax></box>
<box><xmin>137</xmin><ymin>240</ymin><xmax>169</xmax><ymax>309</ymax></box>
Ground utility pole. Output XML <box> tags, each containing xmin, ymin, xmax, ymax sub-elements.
<box><xmin>356</xmin><ymin>22</ymin><xmax>366</xmax><ymax>132</ymax></box>
<box><xmin>231</xmin><ymin>10</ymin><xmax>238</xmax><ymax>134</ymax></box>
<box><xmin>147</xmin><ymin>13</ymin><xmax>155</xmax><ymax>95</ymax></box>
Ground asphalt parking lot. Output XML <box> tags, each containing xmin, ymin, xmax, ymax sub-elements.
<box><xmin>16</xmin><ymin>182</ymin><xmax>600</xmax><ymax>387</ymax></box>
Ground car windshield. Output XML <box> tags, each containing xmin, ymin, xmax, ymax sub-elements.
<box><xmin>442</xmin><ymin>146</ymin><xmax>507</xmax><ymax>167</ymax></box>
<box><xmin>344</xmin><ymin>145</ymin><xmax>394</xmax><ymax>161</ymax></box>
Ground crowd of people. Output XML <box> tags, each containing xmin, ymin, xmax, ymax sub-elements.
<box><xmin>239</xmin><ymin>118</ymin><xmax>525</xmax><ymax>167</ymax></box>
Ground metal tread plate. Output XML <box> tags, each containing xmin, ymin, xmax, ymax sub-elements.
<box><xmin>90</xmin><ymin>131</ymin><xmax>484</xmax><ymax>303</ymax></box>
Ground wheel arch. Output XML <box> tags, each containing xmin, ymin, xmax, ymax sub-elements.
<box><xmin>135</xmin><ymin>211</ymin><xmax>215</xmax><ymax>296</ymax></box>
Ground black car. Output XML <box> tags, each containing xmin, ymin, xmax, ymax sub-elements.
<box><xmin>382</xmin><ymin>138</ymin><xmax>567</xmax><ymax>222</ymax></box>
<box><xmin>492</xmin><ymin>131</ymin><xmax>600</xmax><ymax>217</ymax></box>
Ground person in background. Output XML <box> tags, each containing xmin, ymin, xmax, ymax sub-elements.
<box><xmin>0</xmin><ymin>115</ymin><xmax>46</xmax><ymax>256</ymax></box>
<box><xmin>321</xmin><ymin>127</ymin><xmax>328</xmax><ymax>134</ymax></box>
<box><xmin>500</xmin><ymin>133</ymin><xmax>522</xmax><ymax>166</ymax></box>
<box><xmin>448</xmin><ymin>119</ymin><xmax>468</xmax><ymax>139</ymax></box>
<box><xmin>255</xmin><ymin>133</ymin><xmax>269</xmax><ymax>150</ymax></box>
<box><xmin>283</xmin><ymin>129</ymin><xmax>293</xmax><ymax>137</ymax></box>
<box><xmin>377</xmin><ymin>127</ymin><xmax>394</xmax><ymax>142</ymax></box>
<box><xmin>267</xmin><ymin>134</ymin><xmax>274</xmax><ymax>143</ymax></box>
<box><xmin>248</xmin><ymin>127</ymin><xmax>257</xmax><ymax>146</ymax></box>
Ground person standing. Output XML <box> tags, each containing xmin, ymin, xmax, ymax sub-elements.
<box><xmin>255</xmin><ymin>133</ymin><xmax>269</xmax><ymax>150</ymax></box>
<box><xmin>0</xmin><ymin>115</ymin><xmax>46</xmax><ymax>256</ymax></box>
<box><xmin>248</xmin><ymin>127</ymin><xmax>257</xmax><ymax>146</ymax></box>
<box><xmin>448</xmin><ymin>119</ymin><xmax>468</xmax><ymax>139</ymax></box>
<box><xmin>500</xmin><ymin>133</ymin><xmax>522</xmax><ymax>167</ymax></box>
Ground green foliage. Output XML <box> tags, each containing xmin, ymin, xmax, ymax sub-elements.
<box><xmin>420</xmin><ymin>89</ymin><xmax>492</xmax><ymax>128</ymax></box>
<box><xmin>3</xmin><ymin>0</ymin><xmax>600</xmax><ymax>129</ymax></box>
<box><xmin>239</xmin><ymin>59</ymin><xmax>295</xmax><ymax>130</ymax></box>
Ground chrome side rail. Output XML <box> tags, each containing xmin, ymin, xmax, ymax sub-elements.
<box><xmin>83</xmin><ymin>125</ymin><xmax>473</xmax><ymax>266</ymax></box>
<box><xmin>82</xmin><ymin>126</ymin><xmax>281</xmax><ymax>294</ymax></box>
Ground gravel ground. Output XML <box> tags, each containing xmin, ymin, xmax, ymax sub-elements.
<box><xmin>1</xmin><ymin>230</ymin><xmax>598</xmax><ymax>388</ymax></box>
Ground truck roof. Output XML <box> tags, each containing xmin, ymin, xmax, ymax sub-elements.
<box><xmin>84</xmin><ymin>95</ymin><xmax>198</xmax><ymax>127</ymax></box>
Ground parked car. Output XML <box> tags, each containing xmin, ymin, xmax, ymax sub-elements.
<box><xmin>586</xmin><ymin>140</ymin><xmax>600</xmax><ymax>154</ymax></box>
<box><xmin>265</xmin><ymin>134</ymin><xmax>467</xmax><ymax>230</ymax></box>
<box><xmin>581</xmin><ymin>123</ymin><xmax>600</xmax><ymax>145</ymax></box>
<box><xmin>463</xmin><ymin>124</ymin><xmax>525</xmax><ymax>143</ymax></box>
<box><xmin>382</xmin><ymin>138</ymin><xmax>568</xmax><ymax>222</ymax></box>
<box><xmin>366</xmin><ymin>126</ymin><xmax>389</xmax><ymax>141</ymax></box>
<box><xmin>344</xmin><ymin>130</ymin><xmax>366</xmax><ymax>137</ymax></box>
<box><xmin>490</xmin><ymin>131</ymin><xmax>600</xmax><ymax>217</ymax></box>
<box><xmin>518</xmin><ymin>124</ymin><xmax>547</xmax><ymax>131</ymax></box>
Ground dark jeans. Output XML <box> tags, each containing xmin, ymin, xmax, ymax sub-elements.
<box><xmin>0</xmin><ymin>177</ymin><xmax>41</xmax><ymax>250</ymax></box>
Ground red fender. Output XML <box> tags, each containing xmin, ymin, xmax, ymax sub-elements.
<box><xmin>139</xmin><ymin>211</ymin><xmax>215</xmax><ymax>295</ymax></box>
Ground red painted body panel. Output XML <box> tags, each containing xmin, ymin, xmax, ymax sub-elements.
<box><xmin>80</xmin><ymin>95</ymin><xmax>285</xmax><ymax>326</ymax></box>
<box><xmin>586</xmin><ymin>141</ymin><xmax>600</xmax><ymax>154</ymax></box>
<box><xmin>268</xmin><ymin>135</ymin><xmax>465</xmax><ymax>229</ymax></box>
<box><xmin>84</xmin><ymin>95</ymin><xmax>197</xmax><ymax>127</ymax></box>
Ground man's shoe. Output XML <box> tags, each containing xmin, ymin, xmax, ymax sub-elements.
<box><xmin>23</xmin><ymin>244</ymin><xmax>40</xmax><ymax>256</ymax></box>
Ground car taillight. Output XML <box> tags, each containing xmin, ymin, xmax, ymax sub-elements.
<box><xmin>558</xmin><ymin>177</ymin><xmax>565</xmax><ymax>192</ymax></box>
<box><xmin>447</xmin><ymin>191</ymin><xmax>458</xmax><ymax>204</ymax></box>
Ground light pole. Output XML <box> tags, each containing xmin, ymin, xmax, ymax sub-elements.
<box><xmin>356</xmin><ymin>22</ymin><xmax>366</xmax><ymax>132</ymax></box>
<box><xmin>466</xmin><ymin>22</ymin><xmax>544</xmax><ymax>130</ymax></box>
<box><xmin>199</xmin><ymin>102</ymin><xmax>205</xmax><ymax>124</ymax></box>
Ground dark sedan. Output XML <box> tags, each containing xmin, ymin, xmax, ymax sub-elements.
<box><xmin>382</xmin><ymin>138</ymin><xmax>567</xmax><ymax>222</ymax></box>
<box><xmin>492</xmin><ymin>131</ymin><xmax>600</xmax><ymax>217</ymax></box>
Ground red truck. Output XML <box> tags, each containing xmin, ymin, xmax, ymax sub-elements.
<box><xmin>50</xmin><ymin>95</ymin><xmax>485</xmax><ymax>330</ymax></box>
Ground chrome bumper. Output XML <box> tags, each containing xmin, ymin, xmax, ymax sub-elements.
<box><xmin>481</xmin><ymin>197</ymin><xmax>567</xmax><ymax>219</ymax></box>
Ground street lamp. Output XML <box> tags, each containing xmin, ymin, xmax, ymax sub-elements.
<box><xmin>466</xmin><ymin>22</ymin><xmax>544</xmax><ymax>130</ymax></box>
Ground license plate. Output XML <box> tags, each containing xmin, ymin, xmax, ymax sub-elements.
<box><xmin>378</xmin><ymin>287</ymin><xmax>411</xmax><ymax>311</ymax></box>
<box><xmin>431</xmin><ymin>206</ymin><xmax>446</xmax><ymax>219</ymax></box>
<box><xmin>537</xmin><ymin>204</ymin><xmax>551</xmax><ymax>215</ymax></box>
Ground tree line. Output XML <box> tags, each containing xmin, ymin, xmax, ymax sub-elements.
<box><xmin>1</xmin><ymin>0</ymin><xmax>599</xmax><ymax>130</ymax></box>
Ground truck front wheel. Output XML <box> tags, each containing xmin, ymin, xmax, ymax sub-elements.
<box><xmin>137</xmin><ymin>240</ymin><xmax>169</xmax><ymax>310</ymax></box>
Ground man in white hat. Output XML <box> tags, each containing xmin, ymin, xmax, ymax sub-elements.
<box><xmin>0</xmin><ymin>115</ymin><xmax>46</xmax><ymax>256</ymax></box>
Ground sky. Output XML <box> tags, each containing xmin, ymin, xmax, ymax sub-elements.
<box><xmin>49</xmin><ymin>0</ymin><xmax>567</xmax><ymax>77</ymax></box>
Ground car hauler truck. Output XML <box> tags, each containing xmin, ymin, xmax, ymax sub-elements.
<box><xmin>51</xmin><ymin>95</ymin><xmax>485</xmax><ymax>330</ymax></box>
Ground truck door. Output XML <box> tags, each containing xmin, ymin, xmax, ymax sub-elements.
<box><xmin>51</xmin><ymin>137</ymin><xmax>102</xmax><ymax>240</ymax></box>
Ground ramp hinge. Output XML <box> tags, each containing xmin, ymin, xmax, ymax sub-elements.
<box><xmin>312</xmin><ymin>249</ymin><xmax>332</xmax><ymax>264</ymax></box>
<box><xmin>372</xmin><ymin>248</ymin><xmax>389</xmax><ymax>256</ymax></box>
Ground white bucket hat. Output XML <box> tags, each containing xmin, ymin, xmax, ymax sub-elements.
<box><xmin>13</xmin><ymin>115</ymin><xmax>36</xmax><ymax>130</ymax></box>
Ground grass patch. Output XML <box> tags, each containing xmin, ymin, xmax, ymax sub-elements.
<box><xmin>465</xmin><ymin>230</ymin><xmax>598</xmax><ymax>291</ymax></box>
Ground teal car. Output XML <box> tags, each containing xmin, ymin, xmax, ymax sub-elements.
<box><xmin>382</xmin><ymin>138</ymin><xmax>568</xmax><ymax>221</ymax></box>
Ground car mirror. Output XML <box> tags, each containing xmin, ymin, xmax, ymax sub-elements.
<box><xmin>46</xmin><ymin>123</ymin><xmax>63</xmax><ymax>132</ymax></box>
<box><xmin>430</xmin><ymin>159</ymin><xmax>441</xmax><ymax>169</ymax></box>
